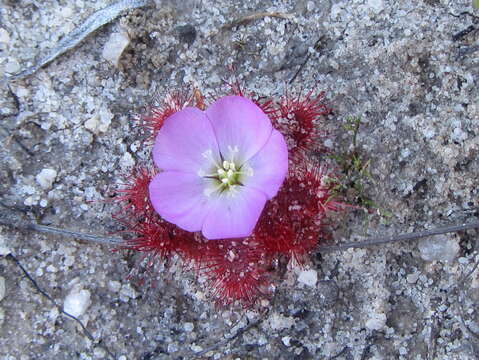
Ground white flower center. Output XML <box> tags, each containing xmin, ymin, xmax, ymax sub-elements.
<box><xmin>200</xmin><ymin>146</ymin><xmax>254</xmax><ymax>197</ymax></box>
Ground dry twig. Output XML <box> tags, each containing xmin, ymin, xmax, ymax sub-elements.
<box><xmin>318</xmin><ymin>221</ymin><xmax>479</xmax><ymax>252</ymax></box>
<box><xmin>6</xmin><ymin>0</ymin><xmax>150</xmax><ymax>81</ymax></box>
<box><xmin>5</xmin><ymin>253</ymin><xmax>116</xmax><ymax>359</ymax></box>
<box><xmin>0</xmin><ymin>216</ymin><xmax>123</xmax><ymax>246</ymax></box>
<box><xmin>222</xmin><ymin>12</ymin><xmax>294</xmax><ymax>30</ymax></box>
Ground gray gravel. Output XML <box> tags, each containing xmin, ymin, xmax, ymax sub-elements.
<box><xmin>1</xmin><ymin>0</ymin><xmax>478</xmax><ymax>359</ymax></box>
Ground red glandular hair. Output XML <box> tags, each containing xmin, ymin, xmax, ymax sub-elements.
<box><xmin>275</xmin><ymin>90</ymin><xmax>331</xmax><ymax>156</ymax></box>
<box><xmin>139</xmin><ymin>89</ymin><xmax>195</xmax><ymax>142</ymax></box>
<box><xmin>113</xmin><ymin>86</ymin><xmax>343</xmax><ymax>307</ymax></box>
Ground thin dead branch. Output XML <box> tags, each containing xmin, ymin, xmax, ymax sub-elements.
<box><xmin>222</xmin><ymin>12</ymin><xmax>294</xmax><ymax>30</ymax></box>
<box><xmin>318</xmin><ymin>221</ymin><xmax>479</xmax><ymax>252</ymax></box>
<box><xmin>0</xmin><ymin>214</ymin><xmax>123</xmax><ymax>246</ymax></box>
<box><xmin>6</xmin><ymin>253</ymin><xmax>116</xmax><ymax>359</ymax></box>
<box><xmin>6</xmin><ymin>0</ymin><xmax>150</xmax><ymax>81</ymax></box>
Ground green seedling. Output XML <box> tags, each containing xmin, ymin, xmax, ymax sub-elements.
<box><xmin>329</xmin><ymin>116</ymin><xmax>391</xmax><ymax>220</ymax></box>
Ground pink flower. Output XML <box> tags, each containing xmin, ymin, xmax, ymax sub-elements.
<box><xmin>148</xmin><ymin>96</ymin><xmax>288</xmax><ymax>240</ymax></box>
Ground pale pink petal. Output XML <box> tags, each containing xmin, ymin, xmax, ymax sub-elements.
<box><xmin>206</xmin><ymin>96</ymin><xmax>272</xmax><ymax>164</ymax></box>
<box><xmin>153</xmin><ymin>107</ymin><xmax>220</xmax><ymax>174</ymax></box>
<box><xmin>149</xmin><ymin>171</ymin><xmax>213</xmax><ymax>232</ymax></box>
<box><xmin>201</xmin><ymin>187</ymin><xmax>267</xmax><ymax>240</ymax></box>
<box><xmin>242</xmin><ymin>129</ymin><xmax>288</xmax><ymax>199</ymax></box>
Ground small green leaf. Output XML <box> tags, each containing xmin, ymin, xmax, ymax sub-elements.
<box><xmin>474</xmin><ymin>0</ymin><xmax>479</xmax><ymax>9</ymax></box>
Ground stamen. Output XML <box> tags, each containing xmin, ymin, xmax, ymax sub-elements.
<box><xmin>202</xmin><ymin>149</ymin><xmax>213</xmax><ymax>159</ymax></box>
<box><xmin>201</xmin><ymin>149</ymin><xmax>221</xmax><ymax>168</ymax></box>
<box><xmin>226</xmin><ymin>185</ymin><xmax>239</xmax><ymax>197</ymax></box>
<box><xmin>243</xmin><ymin>164</ymin><xmax>254</xmax><ymax>177</ymax></box>
<box><xmin>226</xmin><ymin>145</ymin><xmax>239</xmax><ymax>163</ymax></box>
<box><xmin>203</xmin><ymin>182</ymin><xmax>223</xmax><ymax>197</ymax></box>
<box><xmin>200</xmin><ymin>145</ymin><xmax>249</xmax><ymax>196</ymax></box>
<box><xmin>203</xmin><ymin>187</ymin><xmax>216</xmax><ymax>197</ymax></box>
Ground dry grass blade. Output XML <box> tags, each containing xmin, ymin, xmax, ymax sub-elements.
<box><xmin>0</xmin><ymin>212</ymin><xmax>123</xmax><ymax>246</ymax></box>
<box><xmin>318</xmin><ymin>221</ymin><xmax>479</xmax><ymax>252</ymax></box>
<box><xmin>7</xmin><ymin>0</ymin><xmax>150</xmax><ymax>80</ymax></box>
<box><xmin>222</xmin><ymin>12</ymin><xmax>294</xmax><ymax>30</ymax></box>
<box><xmin>6</xmin><ymin>254</ymin><xmax>116</xmax><ymax>359</ymax></box>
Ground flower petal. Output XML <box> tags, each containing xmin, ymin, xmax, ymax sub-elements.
<box><xmin>206</xmin><ymin>96</ymin><xmax>272</xmax><ymax>164</ymax></box>
<box><xmin>153</xmin><ymin>107</ymin><xmax>220</xmax><ymax>174</ymax></box>
<box><xmin>149</xmin><ymin>171</ymin><xmax>213</xmax><ymax>232</ymax></box>
<box><xmin>242</xmin><ymin>129</ymin><xmax>288</xmax><ymax>199</ymax></box>
<box><xmin>201</xmin><ymin>187</ymin><xmax>267</xmax><ymax>240</ymax></box>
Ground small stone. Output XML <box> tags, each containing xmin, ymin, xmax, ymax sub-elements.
<box><xmin>93</xmin><ymin>348</ymin><xmax>106</xmax><ymax>358</ymax></box>
<box><xmin>63</xmin><ymin>286</ymin><xmax>91</xmax><ymax>317</ymax></box>
<box><xmin>0</xmin><ymin>235</ymin><xmax>11</xmax><ymax>256</ymax></box>
<box><xmin>269</xmin><ymin>313</ymin><xmax>295</xmax><ymax>331</ymax></box>
<box><xmin>108</xmin><ymin>280</ymin><xmax>121</xmax><ymax>293</ymax></box>
<box><xmin>46</xmin><ymin>265</ymin><xmax>57</xmax><ymax>273</ymax></box>
<box><xmin>167</xmin><ymin>343</ymin><xmax>178</xmax><ymax>353</ymax></box>
<box><xmin>98</xmin><ymin>107</ymin><xmax>113</xmax><ymax>133</ymax></box>
<box><xmin>367</xmin><ymin>0</ymin><xmax>384</xmax><ymax>13</ymax></box>
<box><xmin>365</xmin><ymin>312</ymin><xmax>387</xmax><ymax>330</ymax></box>
<box><xmin>120</xmin><ymin>152</ymin><xmax>135</xmax><ymax>169</ymax></box>
<box><xmin>260</xmin><ymin>299</ymin><xmax>270</xmax><ymax>307</ymax></box>
<box><xmin>60</xmin><ymin>7</ymin><xmax>73</xmax><ymax>18</ymax></box>
<box><xmin>84</xmin><ymin>115</ymin><xmax>100</xmax><ymax>132</ymax></box>
<box><xmin>0</xmin><ymin>28</ymin><xmax>10</xmax><ymax>44</ymax></box>
<box><xmin>120</xmin><ymin>283</ymin><xmax>138</xmax><ymax>299</ymax></box>
<box><xmin>24</xmin><ymin>196</ymin><xmax>37</xmax><ymax>206</ymax></box>
<box><xmin>298</xmin><ymin>269</ymin><xmax>318</xmax><ymax>287</ymax></box>
<box><xmin>36</xmin><ymin>169</ymin><xmax>57</xmax><ymax>190</ymax></box>
<box><xmin>406</xmin><ymin>272</ymin><xmax>420</xmax><ymax>284</ymax></box>
<box><xmin>183</xmin><ymin>322</ymin><xmax>194</xmax><ymax>332</ymax></box>
<box><xmin>4</xmin><ymin>60</ymin><xmax>20</xmax><ymax>74</ymax></box>
<box><xmin>282</xmin><ymin>336</ymin><xmax>291</xmax><ymax>346</ymax></box>
<box><xmin>190</xmin><ymin>345</ymin><xmax>203</xmax><ymax>353</ymax></box>
<box><xmin>418</xmin><ymin>235</ymin><xmax>460</xmax><ymax>263</ymax></box>
<box><xmin>64</xmin><ymin>255</ymin><xmax>75</xmax><ymax>267</ymax></box>
<box><xmin>451</xmin><ymin>127</ymin><xmax>468</xmax><ymax>142</ymax></box>
<box><xmin>257</xmin><ymin>335</ymin><xmax>267</xmax><ymax>346</ymax></box>
<box><xmin>48</xmin><ymin>307</ymin><xmax>59</xmax><ymax>322</ymax></box>
<box><xmin>102</xmin><ymin>31</ymin><xmax>130</xmax><ymax>67</ymax></box>
<box><xmin>0</xmin><ymin>276</ymin><xmax>5</xmax><ymax>301</ymax></box>
<box><xmin>15</xmin><ymin>87</ymin><xmax>30</xmax><ymax>99</ymax></box>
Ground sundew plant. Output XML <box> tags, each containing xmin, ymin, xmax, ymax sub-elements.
<box><xmin>113</xmin><ymin>82</ymin><xmax>344</xmax><ymax>306</ymax></box>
